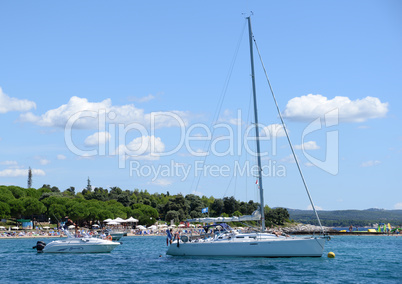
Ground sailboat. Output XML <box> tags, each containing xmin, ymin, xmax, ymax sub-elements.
<box><xmin>166</xmin><ymin>16</ymin><xmax>329</xmax><ymax>257</ymax></box>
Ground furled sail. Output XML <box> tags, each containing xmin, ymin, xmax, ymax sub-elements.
<box><xmin>187</xmin><ymin>209</ymin><xmax>261</xmax><ymax>223</ymax></box>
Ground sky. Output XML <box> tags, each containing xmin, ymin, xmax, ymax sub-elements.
<box><xmin>0</xmin><ymin>1</ymin><xmax>401</xmax><ymax>211</ymax></box>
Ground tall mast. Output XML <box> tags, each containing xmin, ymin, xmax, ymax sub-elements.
<box><xmin>247</xmin><ymin>17</ymin><xmax>265</xmax><ymax>232</ymax></box>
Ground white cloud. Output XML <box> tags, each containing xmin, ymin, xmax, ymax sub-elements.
<box><xmin>361</xmin><ymin>160</ymin><xmax>381</xmax><ymax>167</ymax></box>
<box><xmin>39</xmin><ymin>159</ymin><xmax>50</xmax><ymax>165</ymax></box>
<box><xmin>307</xmin><ymin>205</ymin><xmax>323</xmax><ymax>210</ymax></box>
<box><xmin>115</xmin><ymin>135</ymin><xmax>165</xmax><ymax>160</ymax></box>
<box><xmin>191</xmin><ymin>190</ymin><xmax>204</xmax><ymax>196</ymax></box>
<box><xmin>84</xmin><ymin>131</ymin><xmax>111</xmax><ymax>146</ymax></box>
<box><xmin>151</xmin><ymin>179</ymin><xmax>173</xmax><ymax>187</ymax></box>
<box><xmin>295</xmin><ymin>141</ymin><xmax>320</xmax><ymax>150</ymax></box>
<box><xmin>394</xmin><ymin>203</ymin><xmax>402</xmax><ymax>209</ymax></box>
<box><xmin>34</xmin><ymin>156</ymin><xmax>50</xmax><ymax>165</ymax></box>
<box><xmin>0</xmin><ymin>168</ymin><xmax>45</xmax><ymax>177</ymax></box>
<box><xmin>0</xmin><ymin>160</ymin><xmax>18</xmax><ymax>166</ymax></box>
<box><xmin>130</xmin><ymin>94</ymin><xmax>156</xmax><ymax>103</ymax></box>
<box><xmin>218</xmin><ymin>109</ymin><xmax>244</xmax><ymax>126</ymax></box>
<box><xmin>0</xmin><ymin>87</ymin><xmax>36</xmax><ymax>113</ymax></box>
<box><xmin>19</xmin><ymin>96</ymin><xmax>189</xmax><ymax>129</ymax></box>
<box><xmin>57</xmin><ymin>154</ymin><xmax>66</xmax><ymax>160</ymax></box>
<box><xmin>282</xmin><ymin>94</ymin><xmax>388</xmax><ymax>123</ymax></box>
<box><xmin>261</xmin><ymin>124</ymin><xmax>286</xmax><ymax>138</ymax></box>
<box><xmin>280</xmin><ymin>154</ymin><xmax>298</xmax><ymax>164</ymax></box>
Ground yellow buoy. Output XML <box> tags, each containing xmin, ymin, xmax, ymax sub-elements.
<box><xmin>327</xmin><ymin>252</ymin><xmax>335</xmax><ymax>258</ymax></box>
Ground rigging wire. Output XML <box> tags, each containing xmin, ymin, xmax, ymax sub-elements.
<box><xmin>192</xmin><ymin>21</ymin><xmax>247</xmax><ymax>195</ymax></box>
<box><xmin>252</xmin><ymin>34</ymin><xmax>325</xmax><ymax>235</ymax></box>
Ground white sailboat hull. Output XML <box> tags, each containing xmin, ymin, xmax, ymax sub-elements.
<box><xmin>167</xmin><ymin>236</ymin><xmax>326</xmax><ymax>257</ymax></box>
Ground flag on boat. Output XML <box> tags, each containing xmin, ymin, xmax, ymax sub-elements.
<box><xmin>166</xmin><ymin>228</ymin><xmax>172</xmax><ymax>246</ymax></box>
<box><xmin>202</xmin><ymin>207</ymin><xmax>208</xmax><ymax>213</ymax></box>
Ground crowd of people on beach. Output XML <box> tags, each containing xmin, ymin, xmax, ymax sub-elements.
<box><xmin>0</xmin><ymin>229</ymin><xmax>63</xmax><ymax>238</ymax></box>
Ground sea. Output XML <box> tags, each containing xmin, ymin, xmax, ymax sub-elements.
<box><xmin>0</xmin><ymin>235</ymin><xmax>400</xmax><ymax>283</ymax></box>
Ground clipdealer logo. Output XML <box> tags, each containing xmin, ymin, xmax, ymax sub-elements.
<box><xmin>63</xmin><ymin>108</ymin><xmax>339</xmax><ymax>179</ymax></box>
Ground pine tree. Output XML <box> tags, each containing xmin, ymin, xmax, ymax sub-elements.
<box><xmin>87</xmin><ymin>177</ymin><xmax>92</xmax><ymax>191</ymax></box>
<box><xmin>27</xmin><ymin>167</ymin><xmax>32</xmax><ymax>188</ymax></box>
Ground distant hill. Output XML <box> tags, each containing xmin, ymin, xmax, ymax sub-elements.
<box><xmin>287</xmin><ymin>209</ymin><xmax>402</xmax><ymax>227</ymax></box>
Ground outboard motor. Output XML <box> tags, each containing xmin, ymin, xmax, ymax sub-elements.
<box><xmin>33</xmin><ymin>241</ymin><xmax>46</xmax><ymax>252</ymax></box>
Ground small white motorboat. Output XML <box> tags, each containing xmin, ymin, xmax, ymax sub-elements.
<box><xmin>33</xmin><ymin>231</ymin><xmax>120</xmax><ymax>253</ymax></box>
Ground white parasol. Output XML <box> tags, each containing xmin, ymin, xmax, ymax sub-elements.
<box><xmin>125</xmin><ymin>217</ymin><xmax>139</xmax><ymax>223</ymax></box>
<box><xmin>106</xmin><ymin>221</ymin><xmax>120</xmax><ymax>225</ymax></box>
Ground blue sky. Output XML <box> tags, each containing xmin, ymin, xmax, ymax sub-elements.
<box><xmin>0</xmin><ymin>1</ymin><xmax>401</xmax><ymax>210</ymax></box>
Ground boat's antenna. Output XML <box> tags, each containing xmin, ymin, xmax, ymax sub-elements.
<box><xmin>252</xmin><ymin>32</ymin><xmax>325</xmax><ymax>235</ymax></box>
<box><xmin>247</xmin><ymin>16</ymin><xmax>265</xmax><ymax>232</ymax></box>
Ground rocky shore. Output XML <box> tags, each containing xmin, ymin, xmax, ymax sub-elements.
<box><xmin>269</xmin><ymin>224</ymin><xmax>393</xmax><ymax>235</ymax></box>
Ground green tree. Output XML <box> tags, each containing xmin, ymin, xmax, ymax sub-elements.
<box><xmin>8</xmin><ymin>186</ymin><xmax>25</xmax><ymax>199</ymax></box>
<box><xmin>9</xmin><ymin>199</ymin><xmax>25</xmax><ymax>218</ymax></box>
<box><xmin>0</xmin><ymin>202</ymin><xmax>11</xmax><ymax>219</ymax></box>
<box><xmin>165</xmin><ymin>210</ymin><xmax>180</xmax><ymax>224</ymax></box>
<box><xmin>233</xmin><ymin>210</ymin><xmax>242</xmax><ymax>216</ymax></box>
<box><xmin>49</xmin><ymin>204</ymin><xmax>66</xmax><ymax>223</ymax></box>
<box><xmin>131</xmin><ymin>203</ymin><xmax>158</xmax><ymax>226</ymax></box>
<box><xmin>22</xmin><ymin>197</ymin><xmax>46</xmax><ymax>217</ymax></box>
<box><xmin>68</xmin><ymin>201</ymin><xmax>89</xmax><ymax>225</ymax></box>
<box><xmin>92</xmin><ymin>187</ymin><xmax>108</xmax><ymax>201</ymax></box>
<box><xmin>0</xmin><ymin>186</ymin><xmax>15</xmax><ymax>203</ymax></box>
<box><xmin>223</xmin><ymin>196</ymin><xmax>239</xmax><ymax>215</ymax></box>
<box><xmin>65</xmin><ymin>186</ymin><xmax>75</xmax><ymax>196</ymax></box>
<box><xmin>211</xmin><ymin>198</ymin><xmax>224</xmax><ymax>216</ymax></box>
<box><xmin>265</xmin><ymin>207</ymin><xmax>289</xmax><ymax>226</ymax></box>
<box><xmin>27</xmin><ymin>167</ymin><xmax>32</xmax><ymax>188</ymax></box>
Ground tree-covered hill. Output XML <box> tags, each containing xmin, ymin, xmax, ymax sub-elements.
<box><xmin>287</xmin><ymin>208</ymin><xmax>402</xmax><ymax>227</ymax></box>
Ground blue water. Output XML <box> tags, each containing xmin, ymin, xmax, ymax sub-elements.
<box><xmin>0</xmin><ymin>235</ymin><xmax>401</xmax><ymax>283</ymax></box>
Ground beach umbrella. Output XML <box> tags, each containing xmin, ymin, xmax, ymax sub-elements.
<box><xmin>125</xmin><ymin>217</ymin><xmax>139</xmax><ymax>223</ymax></box>
<box><xmin>114</xmin><ymin>217</ymin><xmax>125</xmax><ymax>223</ymax></box>
<box><xmin>106</xmin><ymin>221</ymin><xmax>120</xmax><ymax>225</ymax></box>
<box><xmin>92</xmin><ymin>224</ymin><xmax>100</xmax><ymax>227</ymax></box>
<box><xmin>43</xmin><ymin>226</ymin><xmax>50</xmax><ymax>230</ymax></box>
<box><xmin>103</xmin><ymin>218</ymin><xmax>113</xmax><ymax>222</ymax></box>
<box><xmin>178</xmin><ymin>224</ymin><xmax>185</xmax><ymax>228</ymax></box>
<box><xmin>12</xmin><ymin>226</ymin><xmax>19</xmax><ymax>230</ymax></box>
<box><xmin>137</xmin><ymin>225</ymin><xmax>147</xmax><ymax>230</ymax></box>
<box><xmin>68</xmin><ymin>225</ymin><xmax>75</xmax><ymax>229</ymax></box>
<box><xmin>0</xmin><ymin>226</ymin><xmax>6</xmax><ymax>230</ymax></box>
<box><xmin>148</xmin><ymin>225</ymin><xmax>157</xmax><ymax>230</ymax></box>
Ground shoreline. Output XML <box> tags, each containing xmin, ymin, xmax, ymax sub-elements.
<box><xmin>1</xmin><ymin>232</ymin><xmax>399</xmax><ymax>240</ymax></box>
